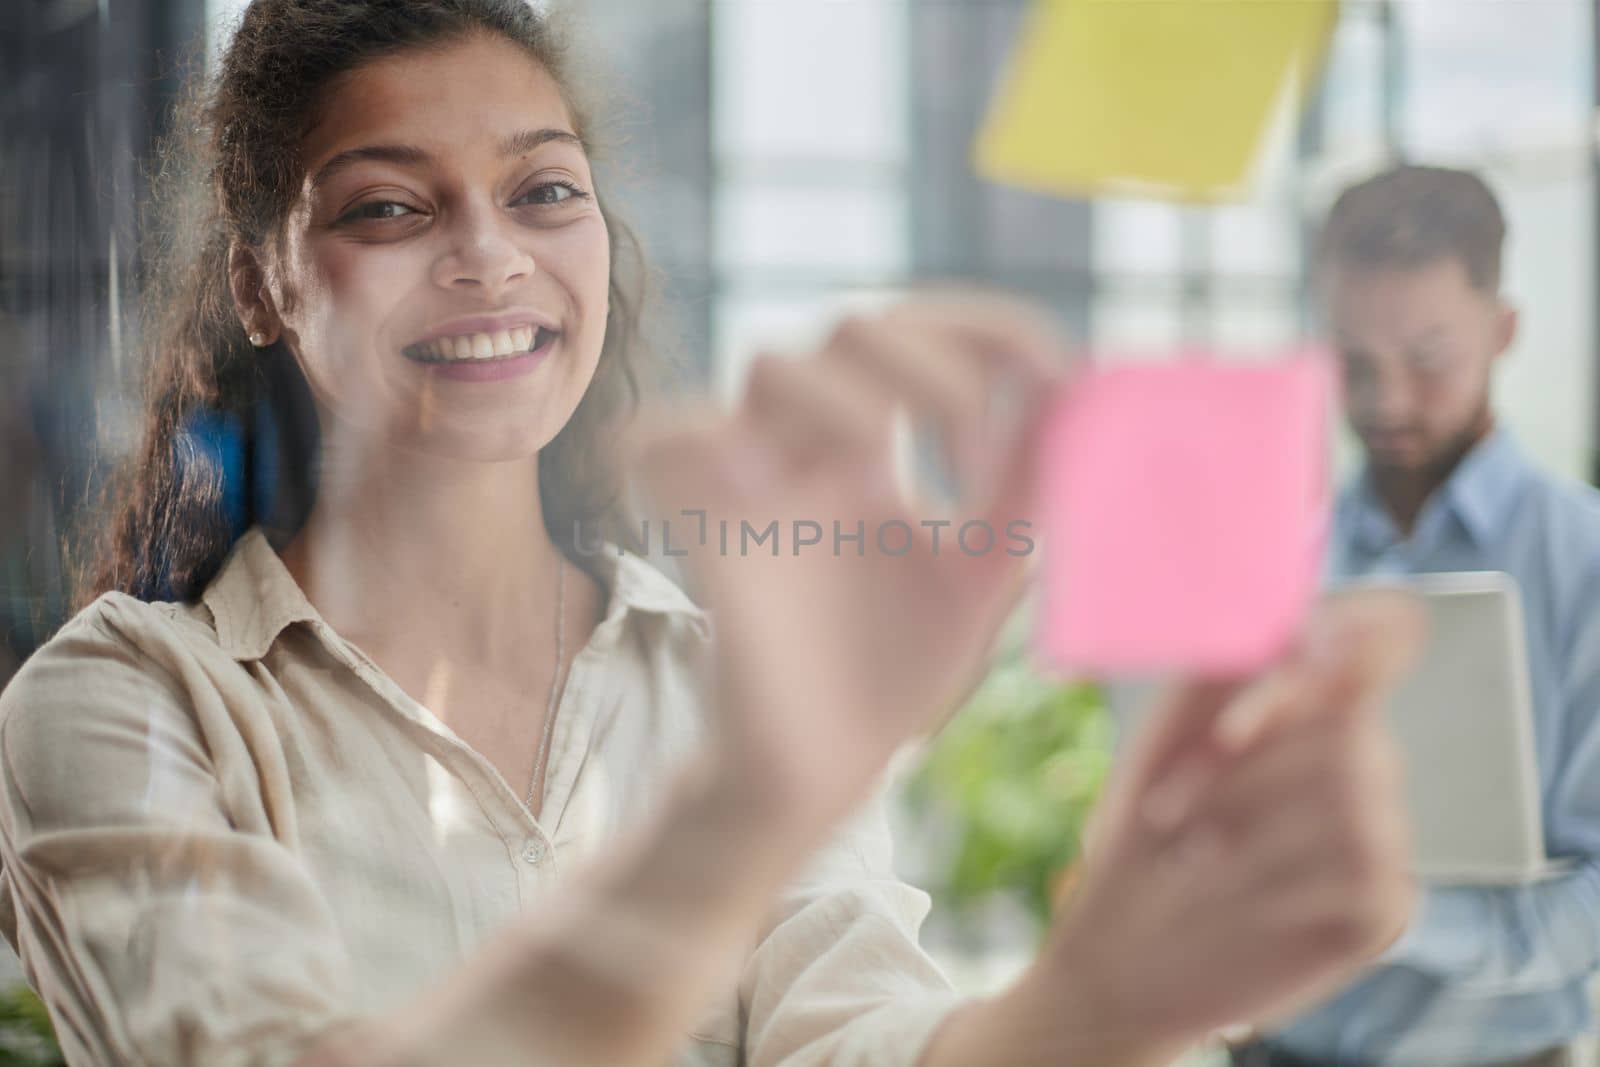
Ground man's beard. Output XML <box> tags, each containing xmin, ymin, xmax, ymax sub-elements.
<box><xmin>1369</xmin><ymin>401</ymin><xmax>1495</xmax><ymax>487</ymax></box>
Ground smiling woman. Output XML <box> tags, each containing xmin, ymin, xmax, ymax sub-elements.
<box><xmin>0</xmin><ymin>3</ymin><xmax>1431</xmax><ymax>1067</ymax></box>
<box><xmin>265</xmin><ymin>39</ymin><xmax>612</xmax><ymax>468</ymax></box>
<box><xmin>86</xmin><ymin>5</ymin><xmax>646</xmax><ymax>604</ymax></box>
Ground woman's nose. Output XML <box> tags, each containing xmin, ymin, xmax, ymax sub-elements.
<box><xmin>431</xmin><ymin>206</ymin><xmax>536</xmax><ymax>299</ymax></box>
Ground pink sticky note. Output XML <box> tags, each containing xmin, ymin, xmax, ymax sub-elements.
<box><xmin>1034</xmin><ymin>352</ymin><xmax>1333</xmax><ymax>676</ymax></box>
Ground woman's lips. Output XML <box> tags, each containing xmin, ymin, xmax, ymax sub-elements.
<box><xmin>403</xmin><ymin>325</ymin><xmax>555</xmax><ymax>363</ymax></box>
<box><xmin>411</xmin><ymin>328</ymin><xmax>559</xmax><ymax>383</ymax></box>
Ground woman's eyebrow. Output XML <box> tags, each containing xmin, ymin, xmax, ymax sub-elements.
<box><xmin>497</xmin><ymin>127</ymin><xmax>583</xmax><ymax>158</ymax></box>
<box><xmin>309</xmin><ymin>128</ymin><xmax>583</xmax><ymax>191</ymax></box>
<box><xmin>309</xmin><ymin>144</ymin><xmax>429</xmax><ymax>191</ymax></box>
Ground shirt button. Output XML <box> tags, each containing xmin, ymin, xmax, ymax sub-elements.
<box><xmin>520</xmin><ymin>839</ymin><xmax>547</xmax><ymax>865</ymax></box>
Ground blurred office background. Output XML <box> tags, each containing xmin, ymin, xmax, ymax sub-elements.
<box><xmin>2</xmin><ymin>0</ymin><xmax>1598</xmax><ymax>1043</ymax></box>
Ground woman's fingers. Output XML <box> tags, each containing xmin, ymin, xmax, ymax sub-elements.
<box><xmin>1141</xmin><ymin>593</ymin><xmax>1421</xmax><ymax>850</ymax></box>
<box><xmin>637</xmin><ymin>294</ymin><xmax>1073</xmax><ymax>544</ymax></box>
<box><xmin>810</xmin><ymin>298</ymin><xmax>1074</xmax><ymax>518</ymax></box>
<box><xmin>1104</xmin><ymin>588</ymin><xmax>1423</xmax><ymax>851</ymax></box>
<box><xmin>740</xmin><ymin>350</ymin><xmax>898</xmax><ymax>478</ymax></box>
<box><xmin>1212</xmin><ymin>586</ymin><xmax>1428</xmax><ymax>753</ymax></box>
<box><xmin>818</xmin><ymin>315</ymin><xmax>989</xmax><ymax>495</ymax></box>
<box><xmin>1224</xmin><ymin>782</ymin><xmax>1417</xmax><ymax>994</ymax></box>
<box><xmin>819</xmin><ymin>315</ymin><xmax>987</xmax><ymax>443</ymax></box>
<box><xmin>877</xmin><ymin>293</ymin><xmax>1077</xmax><ymax>523</ymax></box>
<box><xmin>1144</xmin><ymin>688</ymin><xmax>1414</xmax><ymax>971</ymax></box>
<box><xmin>1090</xmin><ymin>680</ymin><xmax>1246</xmax><ymax>854</ymax></box>
<box><xmin>878</xmin><ymin>291</ymin><xmax>1074</xmax><ymax>386</ymax></box>
<box><xmin>629</xmin><ymin>350</ymin><xmax>901</xmax><ymax>527</ymax></box>
<box><xmin>1188</xmin><ymin>714</ymin><xmax>1404</xmax><ymax>845</ymax></box>
<box><xmin>1194</xmin><ymin>724</ymin><xmax>1407</xmax><ymax>888</ymax></box>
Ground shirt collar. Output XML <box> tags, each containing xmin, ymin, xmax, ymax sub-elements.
<box><xmin>202</xmin><ymin>527</ymin><xmax>709</xmax><ymax>662</ymax></box>
<box><xmin>1344</xmin><ymin>426</ymin><xmax>1530</xmax><ymax>553</ymax></box>
<box><xmin>1444</xmin><ymin>427</ymin><xmax>1529</xmax><ymax>545</ymax></box>
<box><xmin>201</xmin><ymin>529</ymin><xmax>321</xmax><ymax>661</ymax></box>
<box><xmin>602</xmin><ymin>550</ymin><xmax>712</xmax><ymax>639</ymax></box>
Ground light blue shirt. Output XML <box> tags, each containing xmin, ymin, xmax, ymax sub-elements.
<box><xmin>1272</xmin><ymin>428</ymin><xmax>1600</xmax><ymax>1065</ymax></box>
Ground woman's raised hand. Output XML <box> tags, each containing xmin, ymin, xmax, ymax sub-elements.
<box><xmin>954</xmin><ymin>588</ymin><xmax>1426</xmax><ymax>1065</ymax></box>
<box><xmin>626</xmin><ymin>293</ymin><xmax>1069</xmax><ymax>833</ymax></box>
<box><xmin>628</xmin><ymin>294</ymin><xmax>1427</xmax><ymax>1067</ymax></box>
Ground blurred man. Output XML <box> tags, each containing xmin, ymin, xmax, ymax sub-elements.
<box><xmin>1235</xmin><ymin>167</ymin><xmax>1600</xmax><ymax>1066</ymax></box>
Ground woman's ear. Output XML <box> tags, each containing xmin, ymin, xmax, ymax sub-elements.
<box><xmin>228</xmin><ymin>239</ymin><xmax>281</xmax><ymax>347</ymax></box>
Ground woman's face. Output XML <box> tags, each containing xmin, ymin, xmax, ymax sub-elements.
<box><xmin>263</xmin><ymin>33</ymin><xmax>610</xmax><ymax>462</ymax></box>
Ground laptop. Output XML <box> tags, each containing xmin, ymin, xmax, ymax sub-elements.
<box><xmin>1103</xmin><ymin>572</ymin><xmax>1570</xmax><ymax>885</ymax></box>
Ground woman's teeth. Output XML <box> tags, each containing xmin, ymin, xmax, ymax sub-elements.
<box><xmin>407</xmin><ymin>326</ymin><xmax>552</xmax><ymax>362</ymax></box>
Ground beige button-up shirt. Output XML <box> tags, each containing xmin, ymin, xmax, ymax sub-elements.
<box><xmin>0</xmin><ymin>529</ymin><xmax>964</xmax><ymax>1067</ymax></box>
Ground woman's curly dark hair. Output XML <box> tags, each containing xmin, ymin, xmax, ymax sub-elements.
<box><xmin>79</xmin><ymin>0</ymin><xmax>653</xmax><ymax>606</ymax></box>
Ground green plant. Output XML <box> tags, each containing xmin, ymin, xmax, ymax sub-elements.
<box><xmin>904</xmin><ymin>637</ymin><xmax>1113</xmax><ymax>932</ymax></box>
<box><xmin>0</xmin><ymin>984</ymin><xmax>62</xmax><ymax>1067</ymax></box>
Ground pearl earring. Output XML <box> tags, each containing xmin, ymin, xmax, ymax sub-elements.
<box><xmin>249</xmin><ymin>332</ymin><xmax>266</xmax><ymax>347</ymax></box>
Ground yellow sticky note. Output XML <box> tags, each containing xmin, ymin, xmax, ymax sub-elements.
<box><xmin>975</xmin><ymin>0</ymin><xmax>1339</xmax><ymax>202</ymax></box>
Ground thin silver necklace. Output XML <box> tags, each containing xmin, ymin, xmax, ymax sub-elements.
<box><xmin>524</xmin><ymin>558</ymin><xmax>567</xmax><ymax>816</ymax></box>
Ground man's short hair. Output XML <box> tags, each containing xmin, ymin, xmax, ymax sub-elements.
<box><xmin>1317</xmin><ymin>165</ymin><xmax>1506</xmax><ymax>292</ymax></box>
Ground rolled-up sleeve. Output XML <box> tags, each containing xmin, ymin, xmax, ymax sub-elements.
<box><xmin>0</xmin><ymin>605</ymin><xmax>358</xmax><ymax>1067</ymax></box>
<box><xmin>738</xmin><ymin>790</ymin><xmax>968</xmax><ymax>1067</ymax></box>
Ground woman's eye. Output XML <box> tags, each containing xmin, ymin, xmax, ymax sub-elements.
<box><xmin>516</xmin><ymin>181</ymin><xmax>586</xmax><ymax>207</ymax></box>
<box><xmin>342</xmin><ymin>201</ymin><xmax>417</xmax><ymax>223</ymax></box>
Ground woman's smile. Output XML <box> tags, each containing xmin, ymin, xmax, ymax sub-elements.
<box><xmin>400</xmin><ymin>307</ymin><xmax>564</xmax><ymax>381</ymax></box>
<box><xmin>410</xmin><ymin>328</ymin><xmax>560</xmax><ymax>382</ymax></box>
